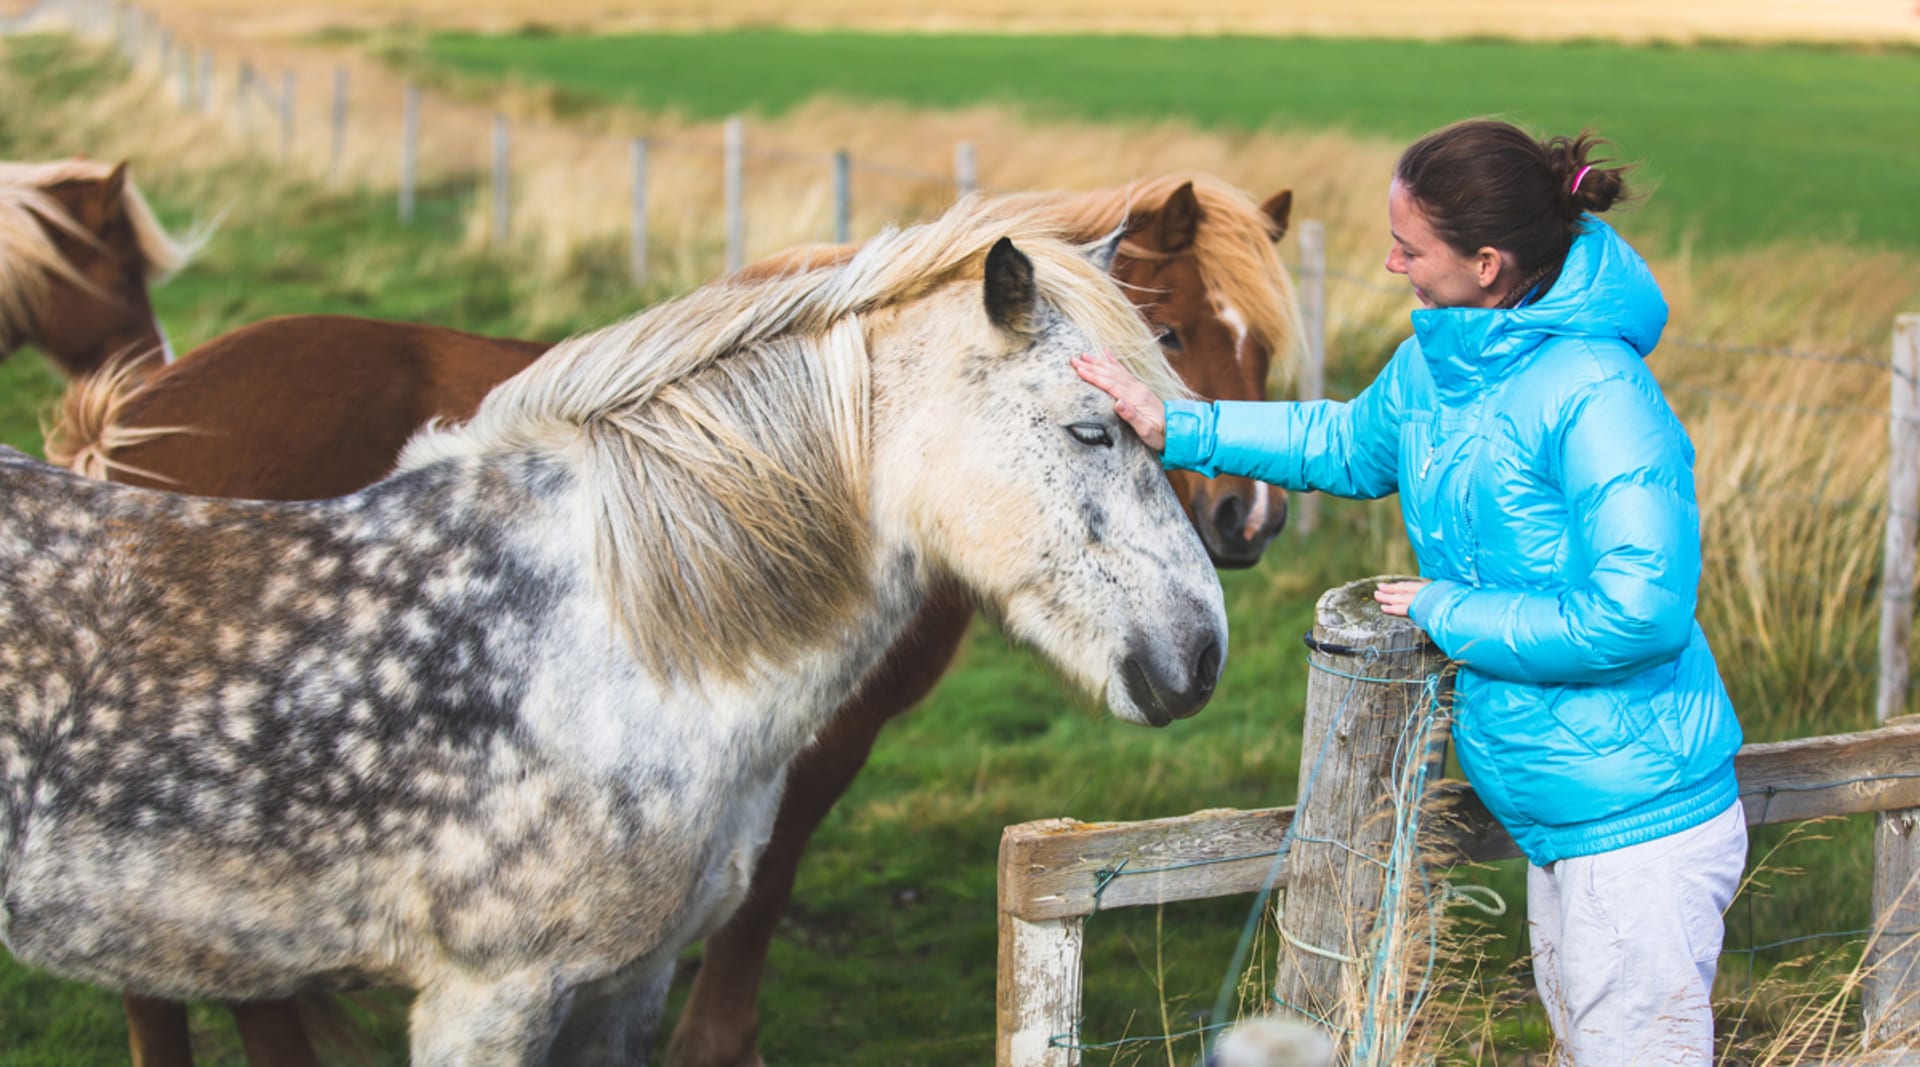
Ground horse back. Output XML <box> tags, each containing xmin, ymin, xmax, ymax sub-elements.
<box><xmin>0</xmin><ymin>447</ymin><xmax>575</xmax><ymax>876</ymax></box>
<box><xmin>105</xmin><ymin>315</ymin><xmax>548</xmax><ymax>501</ymax></box>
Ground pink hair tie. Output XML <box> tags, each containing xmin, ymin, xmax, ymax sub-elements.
<box><xmin>1570</xmin><ymin>164</ymin><xmax>1594</xmax><ymax>195</ymax></box>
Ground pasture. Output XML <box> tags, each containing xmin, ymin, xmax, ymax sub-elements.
<box><xmin>1</xmin><ymin>22</ymin><xmax>1919</xmax><ymax>1066</ymax></box>
<box><xmin>399</xmin><ymin>29</ymin><xmax>1920</xmax><ymax>254</ymax></box>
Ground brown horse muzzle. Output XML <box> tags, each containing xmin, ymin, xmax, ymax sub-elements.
<box><xmin>1183</xmin><ymin>475</ymin><xmax>1287</xmax><ymax>569</ymax></box>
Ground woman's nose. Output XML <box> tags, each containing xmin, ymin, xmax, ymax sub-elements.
<box><xmin>1385</xmin><ymin>247</ymin><xmax>1405</xmax><ymax>275</ymax></box>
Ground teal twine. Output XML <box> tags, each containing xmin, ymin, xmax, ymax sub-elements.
<box><xmin>1354</xmin><ymin>673</ymin><xmax>1445</xmax><ymax>1064</ymax></box>
<box><xmin>1269</xmin><ymin>990</ymin><xmax>1351</xmax><ymax>1035</ymax></box>
<box><xmin>1049</xmin><ymin>1020</ymin><xmax>1233</xmax><ymax>1052</ymax></box>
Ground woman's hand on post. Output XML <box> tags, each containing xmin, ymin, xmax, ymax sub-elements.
<box><xmin>1072</xmin><ymin>350</ymin><xmax>1165</xmax><ymax>452</ymax></box>
<box><xmin>1373</xmin><ymin>579</ymin><xmax>1431</xmax><ymax>618</ymax></box>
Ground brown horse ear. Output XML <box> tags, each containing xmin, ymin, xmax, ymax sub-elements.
<box><xmin>1154</xmin><ymin>181</ymin><xmax>1202</xmax><ymax>254</ymax></box>
<box><xmin>1260</xmin><ymin>189</ymin><xmax>1293</xmax><ymax>241</ymax></box>
<box><xmin>983</xmin><ymin>237</ymin><xmax>1041</xmax><ymax>337</ymax></box>
<box><xmin>98</xmin><ymin>161</ymin><xmax>129</xmax><ymax>221</ymax></box>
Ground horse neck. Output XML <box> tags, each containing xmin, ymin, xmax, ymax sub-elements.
<box><xmin>33</xmin><ymin>307</ymin><xmax>170</xmax><ymax>380</ymax></box>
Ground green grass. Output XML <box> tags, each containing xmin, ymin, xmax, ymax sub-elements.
<box><xmin>406</xmin><ymin>30</ymin><xmax>1920</xmax><ymax>252</ymax></box>
<box><xmin>0</xmin><ymin>34</ymin><xmax>1898</xmax><ymax>1066</ymax></box>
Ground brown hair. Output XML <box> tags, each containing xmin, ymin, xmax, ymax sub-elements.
<box><xmin>1395</xmin><ymin>119</ymin><xmax>1632</xmax><ymax>291</ymax></box>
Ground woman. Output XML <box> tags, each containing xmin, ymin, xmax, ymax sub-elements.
<box><xmin>1075</xmin><ymin>119</ymin><xmax>1746</xmax><ymax>1065</ymax></box>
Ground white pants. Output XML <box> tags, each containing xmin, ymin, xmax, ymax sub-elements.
<box><xmin>1527</xmin><ymin>801</ymin><xmax>1749</xmax><ymax>1067</ymax></box>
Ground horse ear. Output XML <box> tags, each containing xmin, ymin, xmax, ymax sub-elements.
<box><xmin>87</xmin><ymin>161</ymin><xmax>130</xmax><ymax>228</ymax></box>
<box><xmin>983</xmin><ymin>237</ymin><xmax>1041</xmax><ymax>337</ymax></box>
<box><xmin>1155</xmin><ymin>181</ymin><xmax>1202</xmax><ymax>254</ymax></box>
<box><xmin>1083</xmin><ymin>225</ymin><xmax>1125</xmax><ymax>273</ymax></box>
<box><xmin>103</xmin><ymin>161</ymin><xmax>128</xmax><ymax>202</ymax></box>
<box><xmin>1260</xmin><ymin>189</ymin><xmax>1293</xmax><ymax>241</ymax></box>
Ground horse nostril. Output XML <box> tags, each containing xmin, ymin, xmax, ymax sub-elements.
<box><xmin>1211</xmin><ymin>496</ymin><xmax>1245</xmax><ymax>540</ymax></box>
<box><xmin>1195</xmin><ymin>641</ymin><xmax>1221</xmax><ymax>695</ymax></box>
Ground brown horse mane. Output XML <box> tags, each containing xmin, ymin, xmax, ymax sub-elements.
<box><xmin>996</xmin><ymin>173</ymin><xmax>1305</xmax><ymax>387</ymax></box>
<box><xmin>396</xmin><ymin>196</ymin><xmax>1172</xmax><ymax>684</ymax></box>
<box><xmin>0</xmin><ymin>160</ymin><xmax>197</xmax><ymax>350</ymax></box>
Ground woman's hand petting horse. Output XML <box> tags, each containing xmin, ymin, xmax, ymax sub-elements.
<box><xmin>1073</xmin><ymin>348</ymin><xmax>1166</xmax><ymax>451</ymax></box>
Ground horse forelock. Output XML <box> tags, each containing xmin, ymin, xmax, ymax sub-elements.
<box><xmin>999</xmin><ymin>174</ymin><xmax>1306</xmax><ymax>389</ymax></box>
<box><xmin>395</xmin><ymin>196</ymin><xmax>1169</xmax><ymax>685</ymax></box>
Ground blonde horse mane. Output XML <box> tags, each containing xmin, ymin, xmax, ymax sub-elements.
<box><xmin>0</xmin><ymin>159</ymin><xmax>199</xmax><ymax>349</ymax></box>
<box><xmin>997</xmin><ymin>173</ymin><xmax>1305</xmax><ymax>388</ymax></box>
<box><xmin>744</xmin><ymin>176</ymin><xmax>1303</xmax><ymax>389</ymax></box>
<box><xmin>398</xmin><ymin>195</ymin><xmax>1175</xmax><ymax>684</ymax></box>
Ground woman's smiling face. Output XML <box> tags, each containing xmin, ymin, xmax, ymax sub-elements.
<box><xmin>1385</xmin><ymin>179</ymin><xmax>1504</xmax><ymax>310</ymax></box>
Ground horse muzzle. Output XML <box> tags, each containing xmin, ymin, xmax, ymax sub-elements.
<box><xmin>1119</xmin><ymin>630</ymin><xmax>1224</xmax><ymax>727</ymax></box>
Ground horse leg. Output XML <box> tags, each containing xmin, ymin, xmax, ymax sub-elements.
<box><xmin>409</xmin><ymin>970</ymin><xmax>572</xmax><ymax>1067</ymax></box>
<box><xmin>550</xmin><ymin>963</ymin><xmax>675</xmax><ymax>1066</ymax></box>
<box><xmin>123</xmin><ymin>994</ymin><xmax>194</xmax><ymax>1067</ymax></box>
<box><xmin>666</xmin><ymin>588</ymin><xmax>975</xmax><ymax>1067</ymax></box>
<box><xmin>229</xmin><ymin>999</ymin><xmax>320</xmax><ymax>1067</ymax></box>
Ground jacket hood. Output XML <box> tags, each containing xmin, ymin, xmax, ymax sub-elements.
<box><xmin>1410</xmin><ymin>216</ymin><xmax>1669</xmax><ymax>402</ymax></box>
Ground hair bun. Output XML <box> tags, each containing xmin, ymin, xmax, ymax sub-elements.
<box><xmin>1543</xmin><ymin>131</ymin><xmax>1629</xmax><ymax>216</ymax></box>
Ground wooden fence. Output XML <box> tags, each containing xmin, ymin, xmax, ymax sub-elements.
<box><xmin>999</xmin><ymin>576</ymin><xmax>1920</xmax><ymax>1064</ymax></box>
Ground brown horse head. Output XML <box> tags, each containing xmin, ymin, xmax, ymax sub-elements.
<box><xmin>1104</xmin><ymin>178</ymin><xmax>1298</xmax><ymax>568</ymax></box>
<box><xmin>0</xmin><ymin>159</ymin><xmax>192</xmax><ymax>378</ymax></box>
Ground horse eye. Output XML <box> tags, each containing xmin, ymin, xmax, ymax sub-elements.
<box><xmin>1067</xmin><ymin>422</ymin><xmax>1115</xmax><ymax>448</ymax></box>
<box><xmin>1154</xmin><ymin>325</ymin><xmax>1183</xmax><ymax>352</ymax></box>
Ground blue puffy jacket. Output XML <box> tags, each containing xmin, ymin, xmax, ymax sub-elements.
<box><xmin>1162</xmin><ymin>217</ymin><xmax>1742</xmax><ymax>865</ymax></box>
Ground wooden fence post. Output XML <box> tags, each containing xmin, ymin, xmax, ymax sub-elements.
<box><xmin>997</xmin><ymin>885</ymin><xmax>1085</xmax><ymax>1067</ymax></box>
<box><xmin>490</xmin><ymin>113</ymin><xmax>510</xmax><ymax>245</ymax></box>
<box><xmin>832</xmin><ymin>148</ymin><xmax>851</xmax><ymax>245</ymax></box>
<box><xmin>629</xmin><ymin>137</ymin><xmax>649</xmax><ymax>287</ymax></box>
<box><xmin>955</xmin><ymin>140</ymin><xmax>977</xmax><ymax>199</ymax></box>
<box><xmin>398</xmin><ymin>84</ymin><xmax>419</xmax><ymax>223</ymax></box>
<box><xmin>1868</xmin><ymin>313</ymin><xmax>1920</xmax><ymax>1046</ymax></box>
<box><xmin>328</xmin><ymin>65</ymin><xmax>347</xmax><ymax>185</ymax></box>
<box><xmin>195</xmin><ymin>49</ymin><xmax>210</xmax><ymax>111</ymax></box>
<box><xmin>235</xmin><ymin>60</ymin><xmax>252</xmax><ymax>138</ymax></box>
<box><xmin>724</xmin><ymin>116</ymin><xmax>744</xmax><ymax>273</ymax></box>
<box><xmin>1271</xmin><ymin>576</ymin><xmax>1450</xmax><ymax>1033</ymax></box>
<box><xmin>278</xmin><ymin>70</ymin><xmax>294</xmax><ymax>159</ymax></box>
<box><xmin>1294</xmin><ymin>220</ymin><xmax>1328</xmax><ymax>536</ymax></box>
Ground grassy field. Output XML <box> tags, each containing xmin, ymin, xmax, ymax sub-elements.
<box><xmin>403</xmin><ymin>29</ymin><xmax>1920</xmax><ymax>254</ymax></box>
<box><xmin>3</xmin><ymin>31</ymin><xmax>1919</xmax><ymax>1066</ymax></box>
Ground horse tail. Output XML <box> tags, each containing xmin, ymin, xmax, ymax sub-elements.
<box><xmin>41</xmin><ymin>353</ymin><xmax>190</xmax><ymax>484</ymax></box>
<box><xmin>298</xmin><ymin>991</ymin><xmax>390</xmax><ymax>1066</ymax></box>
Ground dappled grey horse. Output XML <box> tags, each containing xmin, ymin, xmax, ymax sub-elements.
<box><xmin>0</xmin><ymin>198</ymin><xmax>1226</xmax><ymax>1063</ymax></box>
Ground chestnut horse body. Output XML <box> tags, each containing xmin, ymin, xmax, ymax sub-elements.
<box><xmin>48</xmin><ymin>174</ymin><xmax>1300</xmax><ymax>1067</ymax></box>
<box><xmin>0</xmin><ymin>159</ymin><xmax>190</xmax><ymax>380</ymax></box>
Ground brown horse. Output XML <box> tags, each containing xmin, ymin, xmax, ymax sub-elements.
<box><xmin>0</xmin><ymin>159</ymin><xmax>191</xmax><ymax>379</ymax></box>
<box><xmin>48</xmin><ymin>173</ymin><xmax>1300</xmax><ymax>1067</ymax></box>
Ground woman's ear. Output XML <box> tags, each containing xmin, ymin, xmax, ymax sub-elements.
<box><xmin>1474</xmin><ymin>246</ymin><xmax>1504</xmax><ymax>290</ymax></box>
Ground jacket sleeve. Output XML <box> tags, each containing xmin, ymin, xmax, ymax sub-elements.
<box><xmin>1160</xmin><ymin>343</ymin><xmax>1412</xmax><ymax>500</ymax></box>
<box><xmin>1407</xmin><ymin>369</ymin><xmax>1700</xmax><ymax>684</ymax></box>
